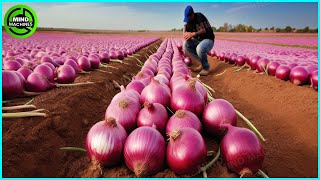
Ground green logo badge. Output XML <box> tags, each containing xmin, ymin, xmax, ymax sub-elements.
<box><xmin>4</xmin><ymin>4</ymin><xmax>38</xmax><ymax>39</ymax></box>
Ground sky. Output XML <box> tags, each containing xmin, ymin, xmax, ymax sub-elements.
<box><xmin>2</xmin><ymin>2</ymin><xmax>318</xmax><ymax>30</ymax></box>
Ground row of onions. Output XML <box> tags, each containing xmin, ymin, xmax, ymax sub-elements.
<box><xmin>193</xmin><ymin>39</ymin><xmax>318</xmax><ymax>91</ymax></box>
<box><xmin>77</xmin><ymin>38</ymin><xmax>268</xmax><ymax>177</ymax></box>
<box><xmin>3</xmin><ymin>33</ymin><xmax>159</xmax><ymax>118</ymax></box>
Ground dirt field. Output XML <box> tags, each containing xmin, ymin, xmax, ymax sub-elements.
<box><xmin>2</xmin><ymin>31</ymin><xmax>318</xmax><ymax>178</ymax></box>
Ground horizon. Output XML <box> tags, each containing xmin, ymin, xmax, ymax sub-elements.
<box><xmin>2</xmin><ymin>2</ymin><xmax>318</xmax><ymax>31</ymax></box>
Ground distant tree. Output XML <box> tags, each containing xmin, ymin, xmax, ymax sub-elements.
<box><xmin>303</xmin><ymin>26</ymin><xmax>310</xmax><ymax>33</ymax></box>
<box><xmin>212</xmin><ymin>26</ymin><xmax>217</xmax><ymax>32</ymax></box>
<box><xmin>228</xmin><ymin>24</ymin><xmax>233</xmax><ymax>32</ymax></box>
<box><xmin>257</xmin><ymin>28</ymin><xmax>262</xmax><ymax>32</ymax></box>
<box><xmin>223</xmin><ymin>22</ymin><xmax>229</xmax><ymax>32</ymax></box>
<box><xmin>216</xmin><ymin>26</ymin><xmax>223</xmax><ymax>32</ymax></box>
<box><xmin>284</xmin><ymin>26</ymin><xmax>293</xmax><ymax>32</ymax></box>
<box><xmin>264</xmin><ymin>27</ymin><xmax>269</xmax><ymax>31</ymax></box>
<box><xmin>248</xmin><ymin>25</ymin><xmax>254</xmax><ymax>32</ymax></box>
<box><xmin>270</xmin><ymin>26</ymin><xmax>275</xmax><ymax>30</ymax></box>
<box><xmin>276</xmin><ymin>28</ymin><xmax>281</xmax><ymax>32</ymax></box>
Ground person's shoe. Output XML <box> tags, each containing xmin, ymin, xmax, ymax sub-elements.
<box><xmin>199</xmin><ymin>69</ymin><xmax>210</xmax><ymax>76</ymax></box>
<box><xmin>192</xmin><ymin>65</ymin><xmax>202</xmax><ymax>72</ymax></box>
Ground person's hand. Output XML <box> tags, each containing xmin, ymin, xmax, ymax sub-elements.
<box><xmin>183</xmin><ymin>32</ymin><xmax>196</xmax><ymax>40</ymax></box>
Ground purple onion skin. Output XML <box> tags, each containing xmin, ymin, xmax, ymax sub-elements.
<box><xmin>105</xmin><ymin>97</ymin><xmax>140</xmax><ymax>133</ymax></box>
<box><xmin>167</xmin><ymin>128</ymin><xmax>207</xmax><ymax>175</ymax></box>
<box><xmin>117</xmin><ymin>51</ymin><xmax>124</xmax><ymax>60</ymax></box>
<box><xmin>41</xmin><ymin>56</ymin><xmax>59</xmax><ymax>67</ymax></box>
<box><xmin>124</xmin><ymin>126</ymin><xmax>166</xmax><ymax>177</ymax></box>
<box><xmin>236</xmin><ymin>56</ymin><xmax>246</xmax><ymax>66</ymax></box>
<box><xmin>17</xmin><ymin>66</ymin><xmax>33</xmax><ymax>80</ymax></box>
<box><xmin>267</xmin><ymin>61</ymin><xmax>280</xmax><ymax>76</ymax></box>
<box><xmin>77</xmin><ymin>57</ymin><xmax>91</xmax><ymax>71</ymax></box>
<box><xmin>220</xmin><ymin>125</ymin><xmax>264</xmax><ymax>176</ymax></box>
<box><xmin>126</xmin><ymin>80</ymin><xmax>146</xmax><ymax>94</ymax></box>
<box><xmin>3</xmin><ymin>71</ymin><xmax>24</xmax><ymax>100</ymax></box>
<box><xmin>88</xmin><ymin>55</ymin><xmax>100</xmax><ymax>69</ymax></box>
<box><xmin>275</xmin><ymin>65</ymin><xmax>291</xmax><ymax>81</ymax></box>
<box><xmin>41</xmin><ymin>63</ymin><xmax>55</xmax><ymax>73</ymax></box>
<box><xmin>100</xmin><ymin>52</ymin><xmax>110</xmax><ymax>63</ymax></box>
<box><xmin>307</xmin><ymin>65</ymin><xmax>318</xmax><ymax>75</ymax></box>
<box><xmin>256</xmin><ymin>58</ymin><xmax>270</xmax><ymax>73</ymax></box>
<box><xmin>310</xmin><ymin>70</ymin><xmax>318</xmax><ymax>90</ymax></box>
<box><xmin>166</xmin><ymin>110</ymin><xmax>202</xmax><ymax>134</ymax></box>
<box><xmin>249</xmin><ymin>57</ymin><xmax>260</xmax><ymax>70</ymax></box>
<box><xmin>184</xmin><ymin>57</ymin><xmax>192</xmax><ymax>66</ymax></box>
<box><xmin>170</xmin><ymin>80</ymin><xmax>205</xmax><ymax>117</ymax></box>
<box><xmin>4</xmin><ymin>60</ymin><xmax>22</xmax><ymax>71</ymax></box>
<box><xmin>33</xmin><ymin>64</ymin><xmax>55</xmax><ymax>82</ymax></box>
<box><xmin>137</xmin><ymin>103</ymin><xmax>168</xmax><ymax>135</ymax></box>
<box><xmin>289</xmin><ymin>66</ymin><xmax>309</xmax><ymax>85</ymax></box>
<box><xmin>86</xmin><ymin>118</ymin><xmax>127</xmax><ymax>167</ymax></box>
<box><xmin>140</xmin><ymin>79</ymin><xmax>171</xmax><ymax>107</ymax></box>
<box><xmin>64</xmin><ymin>59</ymin><xmax>82</xmax><ymax>73</ymax></box>
<box><xmin>26</xmin><ymin>72</ymin><xmax>54</xmax><ymax>92</ymax></box>
<box><xmin>202</xmin><ymin>99</ymin><xmax>237</xmax><ymax>137</ymax></box>
<box><xmin>288</xmin><ymin>63</ymin><xmax>298</xmax><ymax>69</ymax></box>
<box><xmin>57</xmin><ymin>65</ymin><xmax>76</xmax><ymax>84</ymax></box>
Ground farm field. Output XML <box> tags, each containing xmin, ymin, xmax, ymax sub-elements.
<box><xmin>2</xmin><ymin>30</ymin><xmax>318</xmax><ymax>178</ymax></box>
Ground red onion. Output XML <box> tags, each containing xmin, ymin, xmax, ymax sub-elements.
<box><xmin>3</xmin><ymin>60</ymin><xmax>22</xmax><ymax>71</ymax></box>
<box><xmin>137</xmin><ymin>102</ymin><xmax>168</xmax><ymax>134</ymax></box>
<box><xmin>167</xmin><ymin>128</ymin><xmax>207</xmax><ymax>175</ymax></box>
<box><xmin>41</xmin><ymin>56</ymin><xmax>59</xmax><ymax>67</ymax></box>
<box><xmin>124</xmin><ymin>126</ymin><xmax>166</xmax><ymax>177</ymax></box>
<box><xmin>111</xmin><ymin>86</ymin><xmax>140</xmax><ymax>103</ymax></box>
<box><xmin>288</xmin><ymin>63</ymin><xmax>298</xmax><ymax>69</ymax></box>
<box><xmin>64</xmin><ymin>59</ymin><xmax>82</xmax><ymax>73</ymax></box>
<box><xmin>116</xmin><ymin>51</ymin><xmax>124</xmax><ymax>60</ymax></box>
<box><xmin>126</xmin><ymin>80</ymin><xmax>146</xmax><ymax>94</ymax></box>
<box><xmin>249</xmin><ymin>56</ymin><xmax>260</xmax><ymax>70</ymax></box>
<box><xmin>26</xmin><ymin>72</ymin><xmax>55</xmax><ymax>92</ymax></box>
<box><xmin>166</xmin><ymin>110</ymin><xmax>202</xmax><ymax>134</ymax></box>
<box><xmin>17</xmin><ymin>66</ymin><xmax>33</xmax><ymax>79</ymax></box>
<box><xmin>228</xmin><ymin>53</ymin><xmax>237</xmax><ymax>64</ymax></box>
<box><xmin>134</xmin><ymin>72</ymin><xmax>152</xmax><ymax>85</ymax></box>
<box><xmin>57</xmin><ymin>65</ymin><xmax>76</xmax><ymax>84</ymax></box>
<box><xmin>256</xmin><ymin>58</ymin><xmax>270</xmax><ymax>73</ymax></box>
<box><xmin>170</xmin><ymin>79</ymin><xmax>205</xmax><ymax>117</ymax></box>
<box><xmin>77</xmin><ymin>56</ymin><xmax>91</xmax><ymax>71</ymax></box>
<box><xmin>235</xmin><ymin>56</ymin><xmax>246</xmax><ymax>66</ymax></box>
<box><xmin>275</xmin><ymin>65</ymin><xmax>291</xmax><ymax>81</ymax></box>
<box><xmin>220</xmin><ymin>124</ymin><xmax>264</xmax><ymax>176</ymax></box>
<box><xmin>140</xmin><ymin>79</ymin><xmax>171</xmax><ymax>107</ymax></box>
<box><xmin>154</xmin><ymin>74</ymin><xmax>169</xmax><ymax>86</ymax></box>
<box><xmin>109</xmin><ymin>51</ymin><xmax>117</xmax><ymax>59</ymax></box>
<box><xmin>307</xmin><ymin>65</ymin><xmax>318</xmax><ymax>75</ymax></box>
<box><xmin>100</xmin><ymin>52</ymin><xmax>110</xmax><ymax>63</ymax></box>
<box><xmin>184</xmin><ymin>57</ymin><xmax>192</xmax><ymax>66</ymax></box>
<box><xmin>88</xmin><ymin>54</ymin><xmax>100</xmax><ymax>69</ymax></box>
<box><xmin>34</xmin><ymin>64</ymin><xmax>55</xmax><ymax>82</ymax></box>
<box><xmin>41</xmin><ymin>62</ymin><xmax>56</xmax><ymax>72</ymax></box>
<box><xmin>86</xmin><ymin>117</ymin><xmax>127</xmax><ymax>167</ymax></box>
<box><xmin>3</xmin><ymin>71</ymin><xmax>24</xmax><ymax>100</ymax></box>
<box><xmin>202</xmin><ymin>99</ymin><xmax>237</xmax><ymax>137</ymax></box>
<box><xmin>267</xmin><ymin>61</ymin><xmax>280</xmax><ymax>76</ymax></box>
<box><xmin>310</xmin><ymin>70</ymin><xmax>318</xmax><ymax>90</ymax></box>
<box><xmin>105</xmin><ymin>96</ymin><xmax>141</xmax><ymax>133</ymax></box>
<box><xmin>289</xmin><ymin>66</ymin><xmax>309</xmax><ymax>85</ymax></box>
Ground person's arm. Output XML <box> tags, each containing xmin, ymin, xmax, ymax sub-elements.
<box><xmin>183</xmin><ymin>24</ymin><xmax>187</xmax><ymax>34</ymax></box>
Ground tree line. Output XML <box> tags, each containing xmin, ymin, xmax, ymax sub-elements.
<box><xmin>171</xmin><ymin>23</ymin><xmax>318</xmax><ymax>33</ymax></box>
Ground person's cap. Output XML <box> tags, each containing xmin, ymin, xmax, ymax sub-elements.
<box><xmin>184</xmin><ymin>5</ymin><xmax>194</xmax><ymax>22</ymax></box>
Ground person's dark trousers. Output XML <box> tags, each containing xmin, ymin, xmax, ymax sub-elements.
<box><xmin>183</xmin><ymin>38</ymin><xmax>214</xmax><ymax>70</ymax></box>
